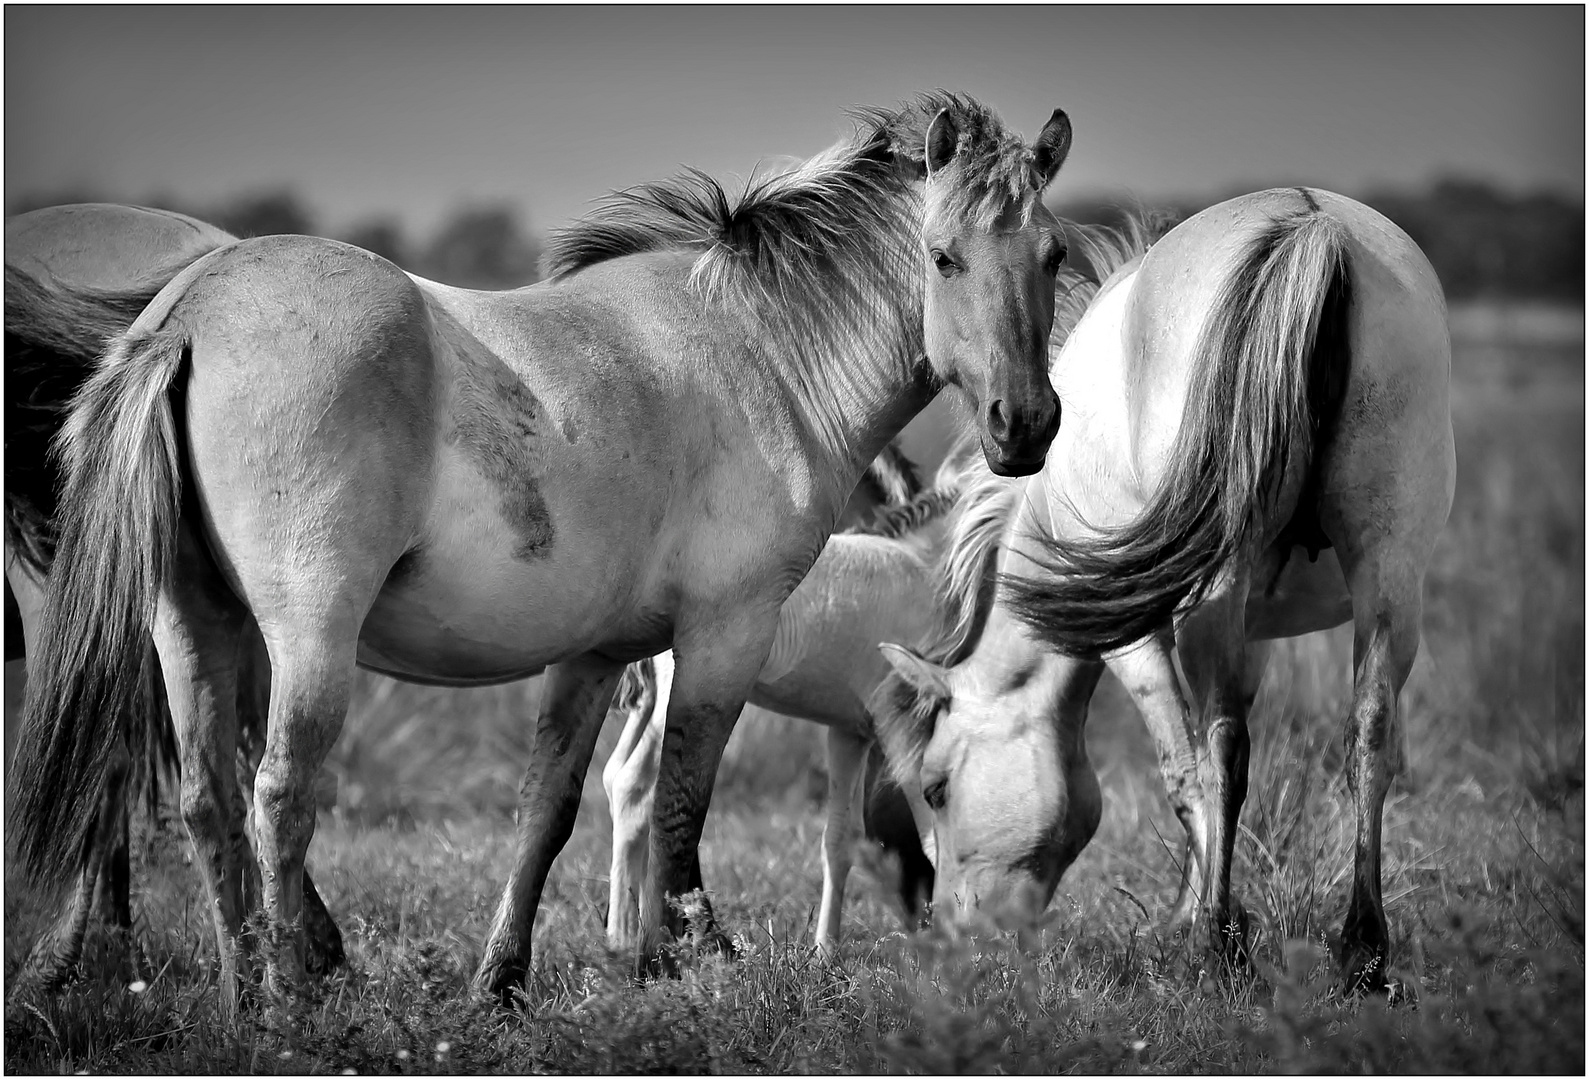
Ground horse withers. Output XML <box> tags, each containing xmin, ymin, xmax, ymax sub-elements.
<box><xmin>12</xmin><ymin>92</ymin><xmax>1073</xmax><ymax>1011</ymax></box>
<box><xmin>876</xmin><ymin>189</ymin><xmax>1454</xmax><ymax>992</ymax></box>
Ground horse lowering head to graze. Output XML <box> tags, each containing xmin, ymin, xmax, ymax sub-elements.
<box><xmin>10</xmin><ymin>92</ymin><xmax>1074</xmax><ymax>1013</ymax></box>
<box><xmin>876</xmin><ymin>191</ymin><xmax>1453</xmax><ymax>996</ymax></box>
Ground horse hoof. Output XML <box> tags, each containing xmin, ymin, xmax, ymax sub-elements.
<box><xmin>700</xmin><ymin>927</ymin><xmax>738</xmax><ymax>960</ymax></box>
<box><xmin>472</xmin><ymin>956</ymin><xmax>531</xmax><ymax>1011</ymax></box>
<box><xmin>1336</xmin><ymin>931</ymin><xmax>1395</xmax><ymax>999</ymax></box>
<box><xmin>304</xmin><ymin>930</ymin><xmax>347</xmax><ymax>978</ymax></box>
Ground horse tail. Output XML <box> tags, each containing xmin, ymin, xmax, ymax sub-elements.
<box><xmin>8</xmin><ymin>320</ymin><xmax>191</xmax><ymax>892</ymax></box>
<box><xmin>4</xmin><ymin>265</ymin><xmax>178</xmax><ymax>577</ymax></box>
<box><xmin>1004</xmin><ymin>200</ymin><xmax>1354</xmax><ymax>658</ymax></box>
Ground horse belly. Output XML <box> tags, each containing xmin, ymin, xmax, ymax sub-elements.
<box><xmin>357</xmin><ymin>455</ymin><xmax>651</xmax><ymax>683</ymax></box>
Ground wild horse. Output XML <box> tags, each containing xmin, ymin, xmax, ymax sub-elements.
<box><xmin>12</xmin><ymin>92</ymin><xmax>1073</xmax><ymax>1009</ymax></box>
<box><xmin>876</xmin><ymin>189</ymin><xmax>1454</xmax><ymax>993</ymax></box>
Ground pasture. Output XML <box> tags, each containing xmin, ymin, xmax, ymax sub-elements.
<box><xmin>4</xmin><ymin>301</ymin><xmax>1583</xmax><ymax>1073</ymax></box>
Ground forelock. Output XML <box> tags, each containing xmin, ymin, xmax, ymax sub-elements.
<box><xmin>869</xmin><ymin>668</ymin><xmax>942</xmax><ymax>787</ymax></box>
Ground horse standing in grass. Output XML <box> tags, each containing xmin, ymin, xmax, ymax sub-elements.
<box><xmin>604</xmin><ymin>448</ymin><xmax>1019</xmax><ymax>956</ymax></box>
<box><xmin>876</xmin><ymin>189</ymin><xmax>1454</xmax><ymax>992</ymax></box>
<box><xmin>6</xmin><ymin>204</ymin><xmax>927</xmax><ymax>995</ymax></box>
<box><xmin>5</xmin><ymin>203</ymin><xmax>347</xmax><ymax>990</ymax></box>
<box><xmin>12</xmin><ymin>92</ymin><xmax>1073</xmax><ymax>1009</ymax></box>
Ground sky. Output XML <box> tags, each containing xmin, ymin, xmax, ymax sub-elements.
<box><xmin>6</xmin><ymin>5</ymin><xmax>1583</xmax><ymax>238</ymax></box>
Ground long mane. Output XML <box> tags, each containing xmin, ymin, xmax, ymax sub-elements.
<box><xmin>544</xmin><ymin>93</ymin><xmax>1047</xmax><ymax>452</ymax></box>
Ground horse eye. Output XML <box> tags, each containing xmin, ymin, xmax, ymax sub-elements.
<box><xmin>931</xmin><ymin>250</ymin><xmax>959</xmax><ymax>278</ymax></box>
<box><xmin>1044</xmin><ymin>238</ymin><xmax>1067</xmax><ymax>275</ymax></box>
<box><xmin>923</xmin><ymin>776</ymin><xmax>948</xmax><ymax>811</ymax></box>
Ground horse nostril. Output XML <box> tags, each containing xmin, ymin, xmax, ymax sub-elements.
<box><xmin>988</xmin><ymin>398</ymin><xmax>1012</xmax><ymax>441</ymax></box>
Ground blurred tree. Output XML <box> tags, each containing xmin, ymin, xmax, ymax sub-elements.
<box><xmin>1054</xmin><ymin>179</ymin><xmax>1584</xmax><ymax>302</ymax></box>
<box><xmin>420</xmin><ymin>204</ymin><xmax>541</xmax><ymax>289</ymax></box>
<box><xmin>209</xmin><ymin>190</ymin><xmax>316</xmax><ymax>238</ymax></box>
<box><xmin>341</xmin><ymin>217</ymin><xmax>411</xmax><ymax>269</ymax></box>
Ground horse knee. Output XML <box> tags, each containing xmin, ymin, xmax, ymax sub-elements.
<box><xmin>179</xmin><ymin>772</ymin><xmax>227</xmax><ymax>839</ymax></box>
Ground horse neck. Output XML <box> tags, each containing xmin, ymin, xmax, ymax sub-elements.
<box><xmin>748</xmin><ymin>217</ymin><xmax>933</xmax><ymax>499</ymax></box>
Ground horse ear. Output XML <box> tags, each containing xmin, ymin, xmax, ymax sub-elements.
<box><xmin>879</xmin><ymin>643</ymin><xmax>951</xmax><ymax>703</ymax></box>
<box><xmin>1030</xmin><ymin>108</ymin><xmax>1072</xmax><ymax>187</ymax></box>
<box><xmin>925</xmin><ymin>109</ymin><xmax>959</xmax><ymax>178</ymax></box>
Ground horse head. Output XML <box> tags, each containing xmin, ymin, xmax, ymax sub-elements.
<box><xmin>905</xmin><ymin>97</ymin><xmax>1071</xmax><ymax>477</ymax></box>
<box><xmin>872</xmin><ymin>637</ymin><xmax>1101</xmax><ymax>924</ymax></box>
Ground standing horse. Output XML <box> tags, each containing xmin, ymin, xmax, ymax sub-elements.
<box><xmin>604</xmin><ymin>449</ymin><xmax>1019</xmax><ymax>956</ymax></box>
<box><xmin>875</xmin><ymin>188</ymin><xmax>1454</xmax><ymax>992</ymax></box>
<box><xmin>12</xmin><ymin>92</ymin><xmax>1073</xmax><ymax>1008</ymax></box>
<box><xmin>5</xmin><ymin>203</ymin><xmax>346</xmax><ymax>989</ymax></box>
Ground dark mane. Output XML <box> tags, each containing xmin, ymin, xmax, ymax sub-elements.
<box><xmin>544</xmin><ymin>91</ymin><xmax>1043</xmax><ymax>283</ymax></box>
<box><xmin>848</xmin><ymin>441</ymin><xmax>926</xmax><ymax>521</ymax></box>
<box><xmin>854</xmin><ymin>486</ymin><xmax>960</xmax><ymax>541</ymax></box>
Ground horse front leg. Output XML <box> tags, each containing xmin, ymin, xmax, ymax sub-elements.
<box><xmin>476</xmin><ymin>655</ymin><xmax>626</xmax><ymax>1002</ymax></box>
<box><xmin>815</xmin><ymin>727</ymin><xmax>869</xmax><ymax>957</ymax></box>
<box><xmin>1107</xmin><ymin>629</ymin><xmax>1209</xmax><ymax>930</ymax></box>
<box><xmin>602</xmin><ymin>656</ymin><xmax>667</xmax><ymax>953</ymax></box>
<box><xmin>637</xmin><ymin>612</ymin><xmax>779</xmax><ymax>973</ymax></box>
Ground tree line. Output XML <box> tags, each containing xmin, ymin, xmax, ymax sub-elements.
<box><xmin>6</xmin><ymin>189</ymin><xmax>543</xmax><ymax>291</ymax></box>
<box><xmin>1053</xmin><ymin>178</ymin><xmax>1584</xmax><ymax>303</ymax></box>
<box><xmin>7</xmin><ymin>177</ymin><xmax>1582</xmax><ymax>301</ymax></box>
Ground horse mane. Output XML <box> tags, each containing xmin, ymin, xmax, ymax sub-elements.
<box><xmin>546</xmin><ymin>92</ymin><xmax>1042</xmax><ymax>280</ymax></box>
<box><xmin>850</xmin><ymin>440</ymin><xmax>926</xmax><ymax>515</ymax></box>
<box><xmin>545</xmin><ymin>93</ymin><xmax>1050</xmax><ymax>452</ymax></box>
<box><xmin>852</xmin><ymin>486</ymin><xmax>956</xmax><ymax>541</ymax></box>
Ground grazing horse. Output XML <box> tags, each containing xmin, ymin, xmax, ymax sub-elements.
<box><xmin>5</xmin><ymin>203</ymin><xmax>346</xmax><ymax>989</ymax></box>
<box><xmin>603</xmin><ymin>449</ymin><xmax>1019</xmax><ymax>956</ymax></box>
<box><xmin>876</xmin><ymin>189</ymin><xmax>1454</xmax><ymax>993</ymax></box>
<box><xmin>11</xmin><ymin>92</ymin><xmax>1073</xmax><ymax>1009</ymax></box>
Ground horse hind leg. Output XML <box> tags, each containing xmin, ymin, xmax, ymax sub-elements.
<box><xmin>1334</xmin><ymin>554</ymin><xmax>1425</xmax><ymax>994</ymax></box>
<box><xmin>233</xmin><ymin>631</ymin><xmax>345</xmax><ymax>977</ymax></box>
<box><xmin>1176</xmin><ymin>578</ymin><xmax>1272</xmax><ymax>965</ymax></box>
<box><xmin>149</xmin><ymin>541</ymin><xmax>255</xmax><ymax>1017</ymax></box>
<box><xmin>12</xmin><ymin>740</ymin><xmax>133</xmax><ymax>995</ymax></box>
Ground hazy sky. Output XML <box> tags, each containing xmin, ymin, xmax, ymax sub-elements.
<box><xmin>6</xmin><ymin>5</ymin><xmax>1583</xmax><ymax>237</ymax></box>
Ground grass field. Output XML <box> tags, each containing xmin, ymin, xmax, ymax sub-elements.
<box><xmin>4</xmin><ymin>303</ymin><xmax>1583</xmax><ymax>1073</ymax></box>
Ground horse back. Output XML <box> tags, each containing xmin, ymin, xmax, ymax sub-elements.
<box><xmin>6</xmin><ymin>203</ymin><xmax>233</xmax><ymax>291</ymax></box>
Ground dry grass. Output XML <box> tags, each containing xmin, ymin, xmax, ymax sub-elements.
<box><xmin>4</xmin><ymin>303</ymin><xmax>1583</xmax><ymax>1073</ymax></box>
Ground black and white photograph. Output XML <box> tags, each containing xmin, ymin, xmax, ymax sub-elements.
<box><xmin>3</xmin><ymin>4</ymin><xmax>1582</xmax><ymax>1072</ymax></box>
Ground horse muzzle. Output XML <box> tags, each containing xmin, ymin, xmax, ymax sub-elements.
<box><xmin>981</xmin><ymin>390</ymin><xmax>1060</xmax><ymax>476</ymax></box>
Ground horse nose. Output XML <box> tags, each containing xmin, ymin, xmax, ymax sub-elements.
<box><xmin>987</xmin><ymin>398</ymin><xmax>1013</xmax><ymax>444</ymax></box>
<box><xmin>987</xmin><ymin>391</ymin><xmax>1060</xmax><ymax>452</ymax></box>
